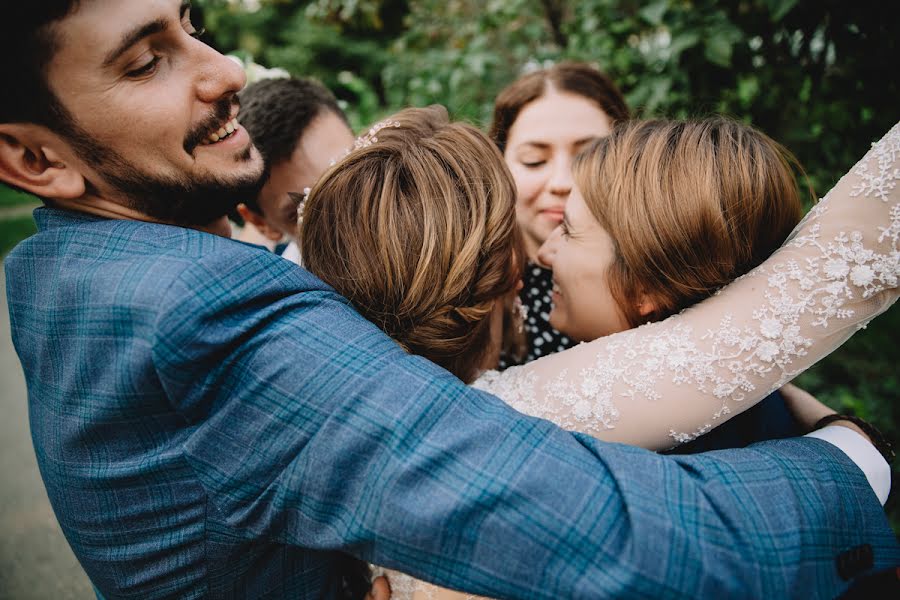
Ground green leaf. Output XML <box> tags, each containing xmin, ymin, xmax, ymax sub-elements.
<box><xmin>704</xmin><ymin>35</ymin><xmax>733</xmax><ymax>67</ymax></box>
<box><xmin>639</xmin><ymin>1</ymin><xmax>668</xmax><ymax>26</ymax></box>
<box><xmin>767</xmin><ymin>0</ymin><xmax>799</xmax><ymax>21</ymax></box>
<box><xmin>668</xmin><ymin>31</ymin><xmax>700</xmax><ymax>58</ymax></box>
<box><xmin>736</xmin><ymin>75</ymin><xmax>760</xmax><ymax>106</ymax></box>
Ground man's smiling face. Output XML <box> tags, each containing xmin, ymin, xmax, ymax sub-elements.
<box><xmin>44</xmin><ymin>0</ymin><xmax>264</xmax><ymax>224</ymax></box>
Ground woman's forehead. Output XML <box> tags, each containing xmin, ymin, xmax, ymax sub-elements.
<box><xmin>508</xmin><ymin>92</ymin><xmax>612</xmax><ymax>147</ymax></box>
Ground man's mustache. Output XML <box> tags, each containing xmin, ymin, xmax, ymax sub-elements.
<box><xmin>183</xmin><ymin>98</ymin><xmax>238</xmax><ymax>154</ymax></box>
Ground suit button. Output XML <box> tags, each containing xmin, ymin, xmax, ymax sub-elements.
<box><xmin>836</xmin><ymin>544</ymin><xmax>874</xmax><ymax>580</ymax></box>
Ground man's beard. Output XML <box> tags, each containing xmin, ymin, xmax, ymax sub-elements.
<box><xmin>60</xmin><ymin>100</ymin><xmax>264</xmax><ymax>227</ymax></box>
<box><xmin>96</xmin><ymin>146</ymin><xmax>264</xmax><ymax>226</ymax></box>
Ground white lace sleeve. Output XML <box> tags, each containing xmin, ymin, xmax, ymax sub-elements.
<box><xmin>473</xmin><ymin>122</ymin><xmax>900</xmax><ymax>451</ymax></box>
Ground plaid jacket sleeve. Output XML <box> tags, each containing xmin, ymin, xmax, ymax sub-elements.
<box><xmin>148</xmin><ymin>245</ymin><xmax>899</xmax><ymax>599</ymax></box>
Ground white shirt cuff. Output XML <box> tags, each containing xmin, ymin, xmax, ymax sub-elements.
<box><xmin>806</xmin><ymin>425</ymin><xmax>891</xmax><ymax>505</ymax></box>
<box><xmin>280</xmin><ymin>241</ymin><xmax>301</xmax><ymax>265</ymax></box>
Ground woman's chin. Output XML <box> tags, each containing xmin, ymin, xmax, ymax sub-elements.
<box><xmin>551</xmin><ymin>313</ymin><xmax>602</xmax><ymax>343</ymax></box>
<box><xmin>548</xmin><ymin>313</ymin><xmax>576</xmax><ymax>341</ymax></box>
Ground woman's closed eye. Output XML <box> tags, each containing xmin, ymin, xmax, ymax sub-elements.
<box><xmin>521</xmin><ymin>159</ymin><xmax>547</xmax><ymax>168</ymax></box>
<box><xmin>516</xmin><ymin>148</ymin><xmax>549</xmax><ymax>169</ymax></box>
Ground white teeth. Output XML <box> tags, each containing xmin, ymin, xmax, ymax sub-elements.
<box><xmin>204</xmin><ymin>118</ymin><xmax>239</xmax><ymax>145</ymax></box>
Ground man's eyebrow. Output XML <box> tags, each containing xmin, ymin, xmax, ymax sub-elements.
<box><xmin>102</xmin><ymin>1</ymin><xmax>192</xmax><ymax>68</ymax></box>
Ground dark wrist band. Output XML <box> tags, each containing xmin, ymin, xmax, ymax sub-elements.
<box><xmin>813</xmin><ymin>414</ymin><xmax>895</xmax><ymax>465</ymax></box>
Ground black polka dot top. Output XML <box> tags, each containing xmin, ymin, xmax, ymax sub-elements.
<box><xmin>499</xmin><ymin>262</ymin><xmax>575</xmax><ymax>369</ymax></box>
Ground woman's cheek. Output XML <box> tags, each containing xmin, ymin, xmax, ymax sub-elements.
<box><xmin>513</xmin><ymin>169</ymin><xmax>545</xmax><ymax>206</ymax></box>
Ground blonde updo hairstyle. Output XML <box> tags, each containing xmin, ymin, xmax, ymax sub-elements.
<box><xmin>301</xmin><ymin>106</ymin><xmax>522</xmax><ymax>383</ymax></box>
<box><xmin>573</xmin><ymin>118</ymin><xmax>806</xmax><ymax>328</ymax></box>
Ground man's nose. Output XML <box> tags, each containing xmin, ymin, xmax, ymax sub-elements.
<box><xmin>193</xmin><ymin>42</ymin><xmax>247</xmax><ymax>105</ymax></box>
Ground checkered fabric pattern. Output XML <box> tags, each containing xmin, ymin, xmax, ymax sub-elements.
<box><xmin>6</xmin><ymin>207</ymin><xmax>898</xmax><ymax>599</ymax></box>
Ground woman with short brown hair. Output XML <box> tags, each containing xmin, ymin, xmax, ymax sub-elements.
<box><xmin>542</xmin><ymin>117</ymin><xmax>805</xmax><ymax>337</ymax></box>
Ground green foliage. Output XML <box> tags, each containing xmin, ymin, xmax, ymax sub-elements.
<box><xmin>0</xmin><ymin>215</ymin><xmax>37</xmax><ymax>257</ymax></box>
<box><xmin>0</xmin><ymin>186</ymin><xmax>40</xmax><ymax>255</ymax></box>
<box><xmin>0</xmin><ymin>185</ymin><xmax>38</xmax><ymax>209</ymax></box>
<box><xmin>198</xmin><ymin>0</ymin><xmax>899</xmax><ymax>196</ymax></box>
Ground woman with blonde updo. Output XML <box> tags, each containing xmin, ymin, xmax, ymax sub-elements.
<box><xmin>299</xmin><ymin>108</ymin><xmax>900</xmax><ymax>598</ymax></box>
<box><xmin>302</xmin><ymin>106</ymin><xmax>523</xmax><ymax>383</ymax></box>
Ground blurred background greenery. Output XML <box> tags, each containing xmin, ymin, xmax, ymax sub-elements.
<box><xmin>1</xmin><ymin>0</ymin><xmax>897</xmax><ymax>529</ymax></box>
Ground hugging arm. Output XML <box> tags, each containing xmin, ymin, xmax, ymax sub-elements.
<box><xmin>476</xmin><ymin>122</ymin><xmax>900</xmax><ymax>451</ymax></box>
<box><xmin>152</xmin><ymin>240</ymin><xmax>898</xmax><ymax>599</ymax></box>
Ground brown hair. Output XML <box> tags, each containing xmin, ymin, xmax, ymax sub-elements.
<box><xmin>489</xmin><ymin>62</ymin><xmax>630</xmax><ymax>153</ymax></box>
<box><xmin>301</xmin><ymin>106</ymin><xmax>522</xmax><ymax>383</ymax></box>
<box><xmin>573</xmin><ymin>118</ymin><xmax>806</xmax><ymax>327</ymax></box>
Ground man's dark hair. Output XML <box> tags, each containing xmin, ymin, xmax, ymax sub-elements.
<box><xmin>1</xmin><ymin>2</ymin><xmax>81</xmax><ymax>128</ymax></box>
<box><xmin>237</xmin><ymin>78</ymin><xmax>349</xmax><ymax>213</ymax></box>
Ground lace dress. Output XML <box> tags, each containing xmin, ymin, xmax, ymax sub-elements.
<box><xmin>377</xmin><ymin>123</ymin><xmax>900</xmax><ymax>599</ymax></box>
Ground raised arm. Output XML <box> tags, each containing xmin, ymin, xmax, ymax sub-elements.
<box><xmin>475</xmin><ymin>122</ymin><xmax>900</xmax><ymax>451</ymax></box>
<box><xmin>152</xmin><ymin>228</ymin><xmax>899</xmax><ymax>598</ymax></box>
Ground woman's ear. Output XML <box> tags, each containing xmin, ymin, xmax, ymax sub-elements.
<box><xmin>0</xmin><ymin>124</ymin><xmax>85</xmax><ymax>200</ymax></box>
<box><xmin>636</xmin><ymin>292</ymin><xmax>658</xmax><ymax>318</ymax></box>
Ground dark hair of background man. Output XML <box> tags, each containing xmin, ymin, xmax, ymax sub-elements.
<box><xmin>237</xmin><ymin>77</ymin><xmax>348</xmax><ymax>214</ymax></box>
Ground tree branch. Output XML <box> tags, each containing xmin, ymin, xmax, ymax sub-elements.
<box><xmin>540</xmin><ymin>0</ymin><xmax>568</xmax><ymax>49</ymax></box>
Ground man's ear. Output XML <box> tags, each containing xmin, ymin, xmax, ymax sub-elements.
<box><xmin>236</xmin><ymin>203</ymin><xmax>283</xmax><ymax>242</ymax></box>
<box><xmin>0</xmin><ymin>124</ymin><xmax>85</xmax><ymax>200</ymax></box>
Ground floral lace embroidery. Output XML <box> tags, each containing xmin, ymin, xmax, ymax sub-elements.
<box><xmin>850</xmin><ymin>127</ymin><xmax>899</xmax><ymax>202</ymax></box>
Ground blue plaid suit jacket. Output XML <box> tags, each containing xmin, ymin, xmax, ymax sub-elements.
<box><xmin>6</xmin><ymin>208</ymin><xmax>898</xmax><ymax>599</ymax></box>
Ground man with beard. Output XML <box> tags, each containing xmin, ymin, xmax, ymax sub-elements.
<box><xmin>0</xmin><ymin>2</ymin><xmax>897</xmax><ymax>599</ymax></box>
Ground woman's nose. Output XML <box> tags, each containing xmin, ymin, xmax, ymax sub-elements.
<box><xmin>537</xmin><ymin>227</ymin><xmax>561</xmax><ymax>268</ymax></box>
<box><xmin>547</xmin><ymin>156</ymin><xmax>573</xmax><ymax>196</ymax></box>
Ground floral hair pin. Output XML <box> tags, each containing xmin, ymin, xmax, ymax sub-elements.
<box><xmin>296</xmin><ymin>119</ymin><xmax>402</xmax><ymax>226</ymax></box>
<box><xmin>353</xmin><ymin>119</ymin><xmax>402</xmax><ymax>151</ymax></box>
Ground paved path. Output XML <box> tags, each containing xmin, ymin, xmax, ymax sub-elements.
<box><xmin>0</xmin><ymin>265</ymin><xmax>93</xmax><ymax>599</ymax></box>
